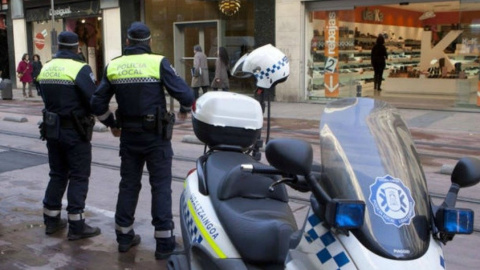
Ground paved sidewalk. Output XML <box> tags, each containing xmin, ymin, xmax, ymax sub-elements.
<box><xmin>3</xmin><ymin>87</ymin><xmax>480</xmax><ymax>134</ymax></box>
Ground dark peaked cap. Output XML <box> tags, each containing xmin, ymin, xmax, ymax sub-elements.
<box><xmin>127</xmin><ymin>22</ymin><xmax>151</xmax><ymax>42</ymax></box>
<box><xmin>58</xmin><ymin>31</ymin><xmax>79</xmax><ymax>46</ymax></box>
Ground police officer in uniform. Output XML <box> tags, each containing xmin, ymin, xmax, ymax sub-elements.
<box><xmin>37</xmin><ymin>31</ymin><xmax>101</xmax><ymax>240</ymax></box>
<box><xmin>91</xmin><ymin>22</ymin><xmax>194</xmax><ymax>259</ymax></box>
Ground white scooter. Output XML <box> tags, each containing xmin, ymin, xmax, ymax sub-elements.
<box><xmin>168</xmin><ymin>45</ymin><xmax>480</xmax><ymax>269</ymax></box>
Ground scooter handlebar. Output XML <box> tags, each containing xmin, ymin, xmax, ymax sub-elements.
<box><xmin>241</xmin><ymin>163</ymin><xmax>282</xmax><ymax>174</ymax></box>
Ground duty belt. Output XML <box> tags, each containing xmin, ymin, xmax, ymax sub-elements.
<box><xmin>120</xmin><ymin>115</ymin><xmax>157</xmax><ymax>132</ymax></box>
<box><xmin>60</xmin><ymin>117</ymin><xmax>75</xmax><ymax>128</ymax></box>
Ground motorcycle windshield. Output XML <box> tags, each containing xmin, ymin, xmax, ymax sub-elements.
<box><xmin>319</xmin><ymin>98</ymin><xmax>431</xmax><ymax>260</ymax></box>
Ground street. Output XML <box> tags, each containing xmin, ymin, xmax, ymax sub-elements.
<box><xmin>1</xmin><ymin>97</ymin><xmax>480</xmax><ymax>269</ymax></box>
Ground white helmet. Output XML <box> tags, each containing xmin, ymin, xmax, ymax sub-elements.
<box><xmin>231</xmin><ymin>44</ymin><xmax>289</xmax><ymax>89</ymax></box>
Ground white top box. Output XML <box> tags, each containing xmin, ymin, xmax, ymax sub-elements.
<box><xmin>193</xmin><ymin>92</ymin><xmax>263</xmax><ymax>130</ymax></box>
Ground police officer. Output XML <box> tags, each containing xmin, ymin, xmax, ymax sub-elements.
<box><xmin>90</xmin><ymin>22</ymin><xmax>194</xmax><ymax>259</ymax></box>
<box><xmin>37</xmin><ymin>31</ymin><xmax>101</xmax><ymax>240</ymax></box>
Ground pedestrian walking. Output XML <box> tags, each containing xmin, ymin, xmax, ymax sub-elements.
<box><xmin>90</xmin><ymin>22</ymin><xmax>194</xmax><ymax>259</ymax></box>
<box><xmin>37</xmin><ymin>31</ymin><xmax>100</xmax><ymax>240</ymax></box>
<box><xmin>191</xmin><ymin>44</ymin><xmax>209</xmax><ymax>99</ymax></box>
<box><xmin>17</xmin><ymin>53</ymin><xmax>33</xmax><ymax>97</ymax></box>
<box><xmin>371</xmin><ymin>34</ymin><xmax>388</xmax><ymax>91</ymax></box>
<box><xmin>32</xmin><ymin>54</ymin><xmax>43</xmax><ymax>96</ymax></box>
<box><xmin>211</xmin><ymin>46</ymin><xmax>230</xmax><ymax>91</ymax></box>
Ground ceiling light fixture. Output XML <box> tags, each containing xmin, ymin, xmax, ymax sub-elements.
<box><xmin>419</xmin><ymin>10</ymin><xmax>436</xmax><ymax>20</ymax></box>
<box><xmin>219</xmin><ymin>0</ymin><xmax>241</xmax><ymax>16</ymax></box>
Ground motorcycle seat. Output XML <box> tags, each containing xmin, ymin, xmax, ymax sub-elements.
<box><xmin>205</xmin><ymin>151</ymin><xmax>297</xmax><ymax>264</ymax></box>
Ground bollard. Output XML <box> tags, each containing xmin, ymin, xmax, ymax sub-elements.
<box><xmin>1</xmin><ymin>79</ymin><xmax>13</xmax><ymax>100</ymax></box>
<box><xmin>4</xmin><ymin>116</ymin><xmax>28</xmax><ymax>122</ymax></box>
<box><xmin>356</xmin><ymin>83</ymin><xmax>362</xmax><ymax>97</ymax></box>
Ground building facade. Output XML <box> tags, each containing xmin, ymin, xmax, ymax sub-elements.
<box><xmin>5</xmin><ymin>0</ymin><xmax>274</xmax><ymax>91</ymax></box>
<box><xmin>4</xmin><ymin>0</ymin><xmax>480</xmax><ymax>106</ymax></box>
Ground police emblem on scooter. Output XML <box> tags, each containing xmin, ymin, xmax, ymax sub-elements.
<box><xmin>369</xmin><ymin>175</ymin><xmax>415</xmax><ymax>228</ymax></box>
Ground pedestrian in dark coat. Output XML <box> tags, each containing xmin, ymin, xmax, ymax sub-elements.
<box><xmin>371</xmin><ymin>34</ymin><xmax>388</xmax><ymax>91</ymax></box>
<box><xmin>211</xmin><ymin>46</ymin><xmax>230</xmax><ymax>91</ymax></box>
<box><xmin>32</xmin><ymin>54</ymin><xmax>43</xmax><ymax>96</ymax></box>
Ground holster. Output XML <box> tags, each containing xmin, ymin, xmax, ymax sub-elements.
<box><xmin>43</xmin><ymin>110</ymin><xmax>60</xmax><ymax>140</ymax></box>
<box><xmin>39</xmin><ymin>109</ymin><xmax>47</xmax><ymax>140</ymax></box>
<box><xmin>71</xmin><ymin>110</ymin><xmax>95</xmax><ymax>141</ymax></box>
<box><xmin>161</xmin><ymin>110</ymin><xmax>175</xmax><ymax>141</ymax></box>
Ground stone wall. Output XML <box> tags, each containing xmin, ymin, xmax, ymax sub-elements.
<box><xmin>275</xmin><ymin>0</ymin><xmax>303</xmax><ymax>102</ymax></box>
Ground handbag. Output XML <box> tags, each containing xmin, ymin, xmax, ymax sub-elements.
<box><xmin>17</xmin><ymin>73</ymin><xmax>23</xmax><ymax>79</ymax></box>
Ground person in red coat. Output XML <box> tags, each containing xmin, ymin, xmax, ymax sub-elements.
<box><xmin>17</xmin><ymin>53</ymin><xmax>34</xmax><ymax>97</ymax></box>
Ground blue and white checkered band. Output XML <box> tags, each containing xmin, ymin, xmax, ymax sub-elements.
<box><xmin>127</xmin><ymin>34</ymin><xmax>151</xmax><ymax>42</ymax></box>
<box><xmin>39</xmin><ymin>79</ymin><xmax>75</xmax><ymax>85</ymax></box>
<box><xmin>369</xmin><ymin>175</ymin><xmax>416</xmax><ymax>228</ymax></box>
<box><xmin>182</xmin><ymin>195</ymin><xmax>203</xmax><ymax>244</ymax></box>
<box><xmin>304</xmin><ymin>213</ymin><xmax>354</xmax><ymax>269</ymax></box>
<box><xmin>254</xmin><ymin>56</ymin><xmax>289</xmax><ymax>80</ymax></box>
<box><xmin>110</xmin><ymin>78</ymin><xmax>160</xmax><ymax>84</ymax></box>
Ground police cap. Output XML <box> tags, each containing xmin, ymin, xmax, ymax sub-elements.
<box><xmin>58</xmin><ymin>31</ymin><xmax>79</xmax><ymax>47</ymax></box>
<box><xmin>127</xmin><ymin>22</ymin><xmax>151</xmax><ymax>42</ymax></box>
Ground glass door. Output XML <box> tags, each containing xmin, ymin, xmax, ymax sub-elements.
<box><xmin>305</xmin><ymin>7</ymin><xmax>356</xmax><ymax>101</ymax></box>
<box><xmin>173</xmin><ymin>20</ymin><xmax>224</xmax><ymax>83</ymax></box>
<box><xmin>459</xmin><ymin>0</ymin><xmax>480</xmax><ymax>105</ymax></box>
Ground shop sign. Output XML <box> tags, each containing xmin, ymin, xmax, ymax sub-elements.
<box><xmin>362</xmin><ymin>8</ymin><xmax>384</xmax><ymax>23</ymax></box>
<box><xmin>34</xmin><ymin>32</ymin><xmax>45</xmax><ymax>50</ymax></box>
<box><xmin>324</xmin><ymin>11</ymin><xmax>340</xmax><ymax>97</ymax></box>
<box><xmin>25</xmin><ymin>1</ymin><xmax>100</xmax><ymax>22</ymax></box>
<box><xmin>49</xmin><ymin>7</ymin><xmax>72</xmax><ymax>17</ymax></box>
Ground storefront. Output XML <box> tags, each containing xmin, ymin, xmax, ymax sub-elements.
<box><xmin>275</xmin><ymin>0</ymin><xmax>480</xmax><ymax>106</ymax></box>
<box><xmin>24</xmin><ymin>0</ymin><xmax>104</xmax><ymax>81</ymax></box>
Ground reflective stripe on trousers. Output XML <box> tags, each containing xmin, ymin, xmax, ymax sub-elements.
<box><xmin>155</xmin><ymin>230</ymin><xmax>173</xmax><ymax>239</ymax></box>
<box><xmin>43</xmin><ymin>208</ymin><xmax>61</xmax><ymax>217</ymax></box>
<box><xmin>115</xmin><ymin>223</ymin><xmax>134</xmax><ymax>234</ymax></box>
<box><xmin>68</xmin><ymin>213</ymin><xmax>84</xmax><ymax>221</ymax></box>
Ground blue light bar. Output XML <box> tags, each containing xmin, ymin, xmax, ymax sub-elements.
<box><xmin>441</xmin><ymin>208</ymin><xmax>474</xmax><ymax>234</ymax></box>
<box><xmin>327</xmin><ymin>200</ymin><xmax>365</xmax><ymax>229</ymax></box>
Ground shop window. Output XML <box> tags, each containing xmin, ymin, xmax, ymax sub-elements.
<box><xmin>144</xmin><ymin>0</ymin><xmax>256</xmax><ymax>93</ymax></box>
<box><xmin>305</xmin><ymin>2</ymin><xmax>480</xmax><ymax>106</ymax></box>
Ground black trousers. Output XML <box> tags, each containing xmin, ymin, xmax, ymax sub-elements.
<box><xmin>373</xmin><ymin>64</ymin><xmax>385</xmax><ymax>90</ymax></box>
<box><xmin>43</xmin><ymin>129</ymin><xmax>91</xmax><ymax>214</ymax></box>
<box><xmin>192</xmin><ymin>86</ymin><xmax>208</xmax><ymax>99</ymax></box>
<box><xmin>115</xmin><ymin>131</ymin><xmax>174</xmax><ymax>238</ymax></box>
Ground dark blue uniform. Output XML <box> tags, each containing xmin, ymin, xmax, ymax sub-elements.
<box><xmin>91</xmin><ymin>42</ymin><xmax>194</xmax><ymax>255</ymax></box>
<box><xmin>37</xmin><ymin>46</ymin><xmax>100</xmax><ymax>239</ymax></box>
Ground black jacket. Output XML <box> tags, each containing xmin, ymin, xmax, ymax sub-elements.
<box><xmin>91</xmin><ymin>44</ymin><xmax>194</xmax><ymax>127</ymax></box>
<box><xmin>37</xmin><ymin>50</ymin><xmax>96</xmax><ymax>118</ymax></box>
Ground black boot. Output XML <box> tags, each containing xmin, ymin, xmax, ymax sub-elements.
<box><xmin>155</xmin><ymin>236</ymin><xmax>178</xmax><ymax>260</ymax></box>
<box><xmin>44</xmin><ymin>214</ymin><xmax>67</xmax><ymax>235</ymax></box>
<box><xmin>118</xmin><ymin>234</ymin><xmax>141</xmax><ymax>252</ymax></box>
<box><xmin>68</xmin><ymin>218</ymin><xmax>101</xmax><ymax>241</ymax></box>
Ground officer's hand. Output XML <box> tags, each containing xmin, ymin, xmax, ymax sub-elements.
<box><xmin>110</xmin><ymin>127</ymin><xmax>121</xmax><ymax>137</ymax></box>
<box><xmin>178</xmin><ymin>111</ymin><xmax>188</xmax><ymax>121</ymax></box>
